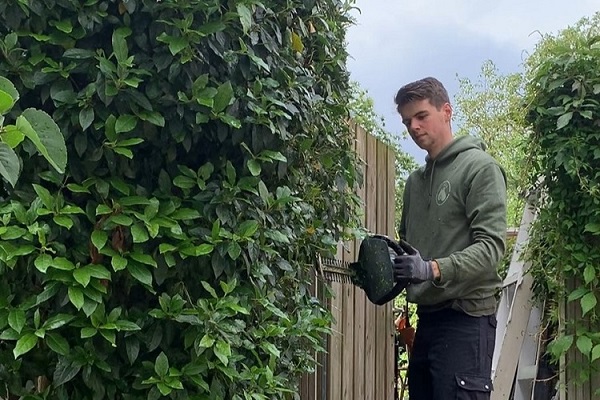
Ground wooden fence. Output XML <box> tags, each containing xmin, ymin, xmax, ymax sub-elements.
<box><xmin>300</xmin><ymin>123</ymin><xmax>397</xmax><ymax>400</ymax></box>
<box><xmin>559</xmin><ymin>279</ymin><xmax>600</xmax><ymax>400</ymax></box>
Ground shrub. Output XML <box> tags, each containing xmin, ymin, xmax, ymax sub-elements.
<box><xmin>0</xmin><ymin>0</ymin><xmax>359</xmax><ymax>398</ymax></box>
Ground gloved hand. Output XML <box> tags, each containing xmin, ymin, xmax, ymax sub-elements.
<box><xmin>393</xmin><ymin>240</ymin><xmax>434</xmax><ymax>283</ymax></box>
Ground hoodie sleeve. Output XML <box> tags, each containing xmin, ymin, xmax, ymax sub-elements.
<box><xmin>435</xmin><ymin>163</ymin><xmax>507</xmax><ymax>283</ymax></box>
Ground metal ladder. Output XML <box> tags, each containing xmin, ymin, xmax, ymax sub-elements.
<box><xmin>492</xmin><ymin>198</ymin><xmax>545</xmax><ymax>400</ymax></box>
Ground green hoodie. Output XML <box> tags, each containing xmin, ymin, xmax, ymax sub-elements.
<box><xmin>400</xmin><ymin>135</ymin><xmax>507</xmax><ymax>316</ymax></box>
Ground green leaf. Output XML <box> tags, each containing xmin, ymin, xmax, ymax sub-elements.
<box><xmin>195</xmin><ymin>243</ymin><xmax>214</xmax><ymax>256</ymax></box>
<box><xmin>584</xmin><ymin>222</ymin><xmax>600</xmax><ymax>235</ymax></box>
<box><xmin>52</xmin><ymin>257</ymin><xmax>75</xmax><ymax>271</ymax></box>
<box><xmin>53</xmin><ymin>357</ymin><xmax>81</xmax><ymax>386</ymax></box>
<box><xmin>567</xmin><ymin>287</ymin><xmax>588</xmax><ymax>302</ymax></box>
<box><xmin>112</xmin><ymin>27</ymin><xmax>131</xmax><ymax>62</ymax></box>
<box><xmin>52</xmin><ymin>19</ymin><xmax>73</xmax><ymax>33</ymax></box>
<box><xmin>261</xmin><ymin>342</ymin><xmax>281</xmax><ymax>358</ymax></box>
<box><xmin>8</xmin><ymin>309</ymin><xmax>26</xmax><ymax>334</ymax></box>
<box><xmin>110</xmin><ymin>214</ymin><xmax>133</xmax><ymax>226</ymax></box>
<box><xmin>46</xmin><ymin>332</ymin><xmax>70</xmax><ymax>356</ymax></box>
<box><xmin>73</xmin><ymin>267</ymin><xmax>92</xmax><ymax>287</ymax></box>
<box><xmin>0</xmin><ymin>89</ymin><xmax>14</xmax><ymax>114</ymax></box>
<box><xmin>113</xmin><ymin>147</ymin><xmax>133</xmax><ymax>159</ymax></box>
<box><xmin>260</xmin><ymin>150</ymin><xmax>287</xmax><ymax>162</ymax></box>
<box><xmin>68</xmin><ymin>286</ymin><xmax>85</xmax><ymax>310</ymax></box>
<box><xmin>63</xmin><ymin>48</ymin><xmax>95</xmax><ymax>59</ymax></box>
<box><xmin>138</xmin><ymin>110</ymin><xmax>165</xmax><ymax>127</ymax></box>
<box><xmin>219</xmin><ymin>113</ymin><xmax>241</xmax><ymax>129</ymax></box>
<box><xmin>170</xmin><ymin>208</ymin><xmax>200</xmax><ymax>220</ymax></box>
<box><xmin>155</xmin><ymin>352</ymin><xmax>169</xmax><ymax>377</ymax></box>
<box><xmin>173</xmin><ymin>175</ymin><xmax>196</xmax><ymax>189</ymax></box>
<box><xmin>79</xmin><ymin>108</ymin><xmax>94</xmax><ymax>130</ymax></box>
<box><xmin>81</xmin><ymin>327</ymin><xmax>97</xmax><ymax>338</ymax></box>
<box><xmin>114</xmin><ymin>320</ymin><xmax>140</xmax><ymax>331</ymax></box>
<box><xmin>115</xmin><ymin>114</ymin><xmax>137</xmax><ymax>133</ymax></box>
<box><xmin>0</xmin><ymin>77</ymin><xmax>19</xmax><ymax>110</ymax></box>
<box><xmin>34</xmin><ymin>254</ymin><xmax>53</xmax><ymax>273</ymax></box>
<box><xmin>91</xmin><ymin>230</ymin><xmax>108</xmax><ymax>250</ymax></box>
<box><xmin>131</xmin><ymin>224</ymin><xmax>149</xmax><ymax>243</ymax></box>
<box><xmin>96</xmin><ymin>204</ymin><xmax>113</xmax><ymax>215</ymax></box>
<box><xmin>13</xmin><ymin>333</ymin><xmax>38</xmax><ymax>359</ymax></box>
<box><xmin>199</xmin><ymin>334</ymin><xmax>215</xmax><ymax>348</ymax></box>
<box><xmin>126</xmin><ymin>336</ymin><xmax>140</xmax><ymax>364</ymax></box>
<box><xmin>581</xmin><ymin>292</ymin><xmax>597</xmax><ymax>316</ymax></box>
<box><xmin>157</xmin><ymin>383</ymin><xmax>172</xmax><ymax>396</ymax></box>
<box><xmin>576</xmin><ymin>335</ymin><xmax>593</xmax><ymax>355</ymax></box>
<box><xmin>53</xmin><ymin>215</ymin><xmax>73</xmax><ymax>229</ymax></box>
<box><xmin>17</xmin><ymin>109</ymin><xmax>67</xmax><ymax>174</ymax></box>
<box><xmin>159</xmin><ymin>243</ymin><xmax>176</xmax><ymax>254</ymax></box>
<box><xmin>0</xmin><ymin>329</ymin><xmax>19</xmax><ymax>340</ymax></box>
<box><xmin>227</xmin><ymin>242</ymin><xmax>241</xmax><ymax>260</ymax></box>
<box><xmin>201</xmin><ymin>281</ymin><xmax>217</xmax><ymax>298</ymax></box>
<box><xmin>127</xmin><ymin>262</ymin><xmax>153</xmax><ymax>286</ymax></box>
<box><xmin>43</xmin><ymin>314</ymin><xmax>75</xmax><ymax>330</ymax></box>
<box><xmin>33</xmin><ymin>184</ymin><xmax>54</xmax><ymax>209</ymax></box>
<box><xmin>236</xmin><ymin>220</ymin><xmax>259</xmax><ymax>238</ymax></box>
<box><xmin>0</xmin><ymin>142</ymin><xmax>20</xmax><ymax>187</ymax></box>
<box><xmin>213</xmin><ymin>81</ymin><xmax>234</xmax><ymax>113</ymax></box>
<box><xmin>592</xmin><ymin>344</ymin><xmax>600</xmax><ymax>362</ymax></box>
<box><xmin>236</xmin><ymin>4</ymin><xmax>252</xmax><ymax>34</ymax></box>
<box><xmin>112</xmin><ymin>255</ymin><xmax>128</xmax><ymax>271</ymax></box>
<box><xmin>556</xmin><ymin>112</ymin><xmax>573</xmax><ymax>130</ymax></box>
<box><xmin>584</xmin><ymin>265</ymin><xmax>596</xmax><ymax>284</ymax></box>
<box><xmin>214</xmin><ymin>340</ymin><xmax>231</xmax><ymax>366</ymax></box>
<box><xmin>117</xmin><ymin>138</ymin><xmax>144</xmax><ymax>147</ymax></box>
<box><xmin>130</xmin><ymin>252</ymin><xmax>157</xmax><ymax>267</ymax></box>
<box><xmin>247</xmin><ymin>159</ymin><xmax>261</xmax><ymax>176</ymax></box>
<box><xmin>1</xmin><ymin>126</ymin><xmax>25</xmax><ymax>148</ymax></box>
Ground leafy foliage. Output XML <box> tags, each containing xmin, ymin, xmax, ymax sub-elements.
<box><xmin>0</xmin><ymin>75</ymin><xmax>67</xmax><ymax>186</ymax></box>
<box><xmin>524</xmin><ymin>12</ymin><xmax>600</xmax><ymax>387</ymax></box>
<box><xmin>0</xmin><ymin>0</ymin><xmax>360</xmax><ymax>398</ymax></box>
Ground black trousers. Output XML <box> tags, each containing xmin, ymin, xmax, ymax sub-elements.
<box><xmin>407</xmin><ymin>308</ymin><xmax>497</xmax><ymax>400</ymax></box>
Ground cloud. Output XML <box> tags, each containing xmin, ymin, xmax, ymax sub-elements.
<box><xmin>348</xmin><ymin>0</ymin><xmax>599</xmax><ymax>52</ymax></box>
<box><xmin>345</xmin><ymin>0</ymin><xmax>600</xmax><ymax>161</ymax></box>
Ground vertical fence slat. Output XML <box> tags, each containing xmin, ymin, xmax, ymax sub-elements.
<box><xmin>363</xmin><ymin>132</ymin><xmax>379</xmax><ymax>400</ymax></box>
<box><xmin>374</xmin><ymin>139</ymin><xmax>388</xmax><ymax>400</ymax></box>
<box><xmin>386</xmin><ymin>145</ymin><xmax>397</xmax><ymax>400</ymax></box>
<box><xmin>353</xmin><ymin>124</ymin><xmax>368</xmax><ymax>400</ymax></box>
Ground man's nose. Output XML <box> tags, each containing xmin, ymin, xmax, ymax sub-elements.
<box><xmin>409</xmin><ymin>120</ymin><xmax>420</xmax><ymax>132</ymax></box>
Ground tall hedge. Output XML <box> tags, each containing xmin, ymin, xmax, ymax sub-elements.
<box><xmin>525</xmin><ymin>13</ymin><xmax>600</xmax><ymax>386</ymax></box>
<box><xmin>0</xmin><ymin>0</ymin><xmax>360</xmax><ymax>398</ymax></box>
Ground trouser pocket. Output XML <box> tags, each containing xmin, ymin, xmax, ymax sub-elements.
<box><xmin>455</xmin><ymin>374</ymin><xmax>493</xmax><ymax>400</ymax></box>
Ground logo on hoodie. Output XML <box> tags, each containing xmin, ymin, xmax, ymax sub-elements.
<box><xmin>436</xmin><ymin>180</ymin><xmax>451</xmax><ymax>206</ymax></box>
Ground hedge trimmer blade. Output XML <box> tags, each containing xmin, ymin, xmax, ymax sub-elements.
<box><xmin>316</xmin><ymin>255</ymin><xmax>355</xmax><ymax>284</ymax></box>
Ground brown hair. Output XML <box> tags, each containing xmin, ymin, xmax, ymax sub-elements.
<box><xmin>394</xmin><ymin>77</ymin><xmax>450</xmax><ymax>112</ymax></box>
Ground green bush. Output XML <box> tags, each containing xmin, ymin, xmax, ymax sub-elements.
<box><xmin>0</xmin><ymin>0</ymin><xmax>359</xmax><ymax>398</ymax></box>
<box><xmin>525</xmin><ymin>12</ymin><xmax>600</xmax><ymax>385</ymax></box>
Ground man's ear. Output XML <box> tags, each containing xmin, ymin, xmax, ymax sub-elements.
<box><xmin>442</xmin><ymin>102</ymin><xmax>452</xmax><ymax>123</ymax></box>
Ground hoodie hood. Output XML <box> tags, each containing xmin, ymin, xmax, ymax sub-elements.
<box><xmin>426</xmin><ymin>135</ymin><xmax>486</xmax><ymax>165</ymax></box>
<box><xmin>421</xmin><ymin>135</ymin><xmax>487</xmax><ymax>206</ymax></box>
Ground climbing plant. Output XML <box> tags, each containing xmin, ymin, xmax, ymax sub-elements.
<box><xmin>0</xmin><ymin>0</ymin><xmax>360</xmax><ymax>398</ymax></box>
<box><xmin>525</xmin><ymin>12</ymin><xmax>600</xmax><ymax>388</ymax></box>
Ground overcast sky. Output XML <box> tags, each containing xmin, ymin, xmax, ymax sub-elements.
<box><xmin>346</xmin><ymin>0</ymin><xmax>599</xmax><ymax>162</ymax></box>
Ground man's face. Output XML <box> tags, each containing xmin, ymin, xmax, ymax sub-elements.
<box><xmin>399</xmin><ymin>99</ymin><xmax>452</xmax><ymax>155</ymax></box>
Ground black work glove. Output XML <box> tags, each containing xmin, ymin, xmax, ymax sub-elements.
<box><xmin>393</xmin><ymin>240</ymin><xmax>434</xmax><ymax>283</ymax></box>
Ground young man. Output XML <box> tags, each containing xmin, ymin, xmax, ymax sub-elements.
<box><xmin>393</xmin><ymin>77</ymin><xmax>507</xmax><ymax>399</ymax></box>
